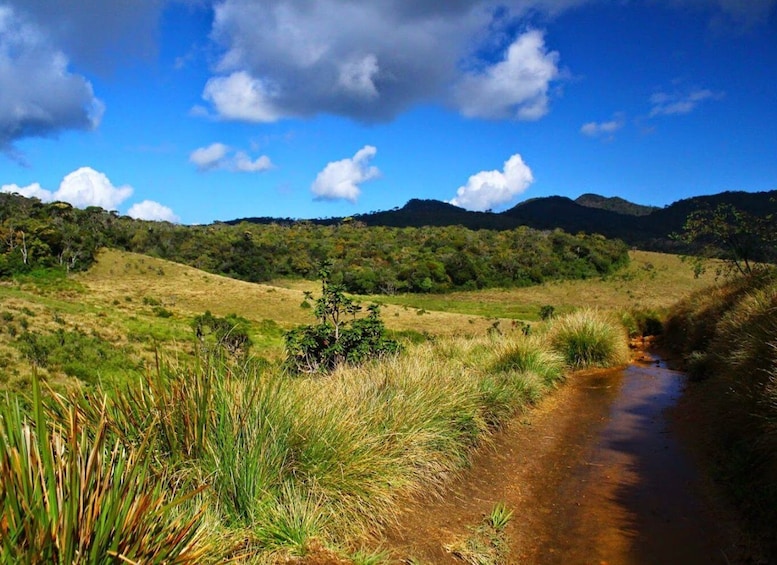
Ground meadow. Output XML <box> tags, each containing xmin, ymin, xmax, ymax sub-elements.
<box><xmin>0</xmin><ymin>248</ymin><xmax>722</xmax><ymax>563</ymax></box>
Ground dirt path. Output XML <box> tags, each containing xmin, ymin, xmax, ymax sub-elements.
<box><xmin>380</xmin><ymin>354</ymin><xmax>746</xmax><ymax>564</ymax></box>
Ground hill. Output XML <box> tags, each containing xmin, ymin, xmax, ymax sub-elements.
<box><xmin>228</xmin><ymin>189</ymin><xmax>777</xmax><ymax>254</ymax></box>
<box><xmin>575</xmin><ymin>193</ymin><xmax>658</xmax><ymax>216</ymax></box>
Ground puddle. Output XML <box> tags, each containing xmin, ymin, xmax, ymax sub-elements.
<box><xmin>383</xmin><ymin>356</ymin><xmax>742</xmax><ymax>564</ymax></box>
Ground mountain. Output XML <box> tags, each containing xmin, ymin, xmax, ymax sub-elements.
<box><xmin>227</xmin><ymin>189</ymin><xmax>777</xmax><ymax>253</ymax></box>
<box><xmin>575</xmin><ymin>194</ymin><xmax>658</xmax><ymax>216</ymax></box>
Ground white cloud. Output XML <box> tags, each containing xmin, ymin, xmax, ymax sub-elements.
<box><xmin>189</xmin><ymin>143</ymin><xmax>230</xmax><ymax>171</ymax></box>
<box><xmin>2</xmin><ymin>167</ymin><xmax>132</xmax><ymax>211</ymax></box>
<box><xmin>649</xmin><ymin>88</ymin><xmax>723</xmax><ymax>117</ymax></box>
<box><xmin>0</xmin><ymin>5</ymin><xmax>102</xmax><ymax>153</ymax></box>
<box><xmin>233</xmin><ymin>152</ymin><xmax>273</xmax><ymax>172</ymax></box>
<box><xmin>127</xmin><ymin>200</ymin><xmax>180</xmax><ymax>223</ymax></box>
<box><xmin>454</xmin><ymin>30</ymin><xmax>560</xmax><ymax>120</ymax></box>
<box><xmin>449</xmin><ymin>154</ymin><xmax>534</xmax><ymax>211</ymax></box>
<box><xmin>189</xmin><ymin>142</ymin><xmax>273</xmax><ymax>173</ymax></box>
<box><xmin>202</xmin><ymin>72</ymin><xmax>285</xmax><ymax>123</ymax></box>
<box><xmin>2</xmin><ymin>167</ymin><xmax>180</xmax><ymax>221</ymax></box>
<box><xmin>580</xmin><ymin>113</ymin><xmax>626</xmax><ymax>138</ymax></box>
<box><xmin>311</xmin><ymin>145</ymin><xmax>380</xmax><ymax>202</ymax></box>
<box><xmin>55</xmin><ymin>167</ymin><xmax>134</xmax><ymax>210</ymax></box>
<box><xmin>0</xmin><ymin>182</ymin><xmax>53</xmax><ymax>201</ymax></box>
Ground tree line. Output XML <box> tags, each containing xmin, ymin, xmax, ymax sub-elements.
<box><xmin>0</xmin><ymin>193</ymin><xmax>630</xmax><ymax>293</ymax></box>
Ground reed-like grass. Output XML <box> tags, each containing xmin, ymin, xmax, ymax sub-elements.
<box><xmin>0</xmin><ymin>377</ymin><xmax>209</xmax><ymax>564</ymax></box>
<box><xmin>548</xmin><ymin>308</ymin><xmax>629</xmax><ymax>369</ymax></box>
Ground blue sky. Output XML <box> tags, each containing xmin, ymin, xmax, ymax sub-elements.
<box><xmin>1</xmin><ymin>0</ymin><xmax>775</xmax><ymax>225</ymax></box>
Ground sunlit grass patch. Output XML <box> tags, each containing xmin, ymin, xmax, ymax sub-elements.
<box><xmin>549</xmin><ymin>308</ymin><xmax>629</xmax><ymax>369</ymax></box>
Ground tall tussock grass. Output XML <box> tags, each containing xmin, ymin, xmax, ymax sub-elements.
<box><xmin>0</xmin><ymin>312</ymin><xmax>628</xmax><ymax>562</ymax></box>
<box><xmin>548</xmin><ymin>308</ymin><xmax>629</xmax><ymax>369</ymax></box>
<box><xmin>0</xmin><ymin>377</ymin><xmax>209</xmax><ymax>564</ymax></box>
<box><xmin>663</xmin><ymin>270</ymin><xmax>777</xmax><ymax>558</ymax></box>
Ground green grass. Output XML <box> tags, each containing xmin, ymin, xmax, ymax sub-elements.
<box><xmin>0</xmin><ymin>308</ymin><xmax>630</xmax><ymax>562</ymax></box>
<box><xmin>365</xmin><ymin>251</ymin><xmax>721</xmax><ymax>320</ymax></box>
<box><xmin>445</xmin><ymin>502</ymin><xmax>514</xmax><ymax>565</ymax></box>
<box><xmin>1</xmin><ymin>245</ymin><xmax>710</xmax><ymax>562</ymax></box>
<box><xmin>663</xmin><ymin>270</ymin><xmax>777</xmax><ymax>558</ymax></box>
<box><xmin>0</xmin><ymin>376</ymin><xmax>210</xmax><ymax>564</ymax></box>
<box><xmin>549</xmin><ymin>308</ymin><xmax>629</xmax><ymax>369</ymax></box>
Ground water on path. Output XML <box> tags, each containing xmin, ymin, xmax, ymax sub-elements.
<box><xmin>383</xmin><ymin>355</ymin><xmax>743</xmax><ymax>564</ymax></box>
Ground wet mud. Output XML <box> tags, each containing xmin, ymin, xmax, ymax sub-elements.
<box><xmin>382</xmin><ymin>354</ymin><xmax>745</xmax><ymax>564</ymax></box>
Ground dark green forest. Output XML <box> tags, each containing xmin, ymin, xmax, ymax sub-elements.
<box><xmin>0</xmin><ymin>193</ymin><xmax>629</xmax><ymax>293</ymax></box>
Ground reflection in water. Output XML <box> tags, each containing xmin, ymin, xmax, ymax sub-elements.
<box><xmin>534</xmin><ymin>359</ymin><xmax>733</xmax><ymax>565</ymax></box>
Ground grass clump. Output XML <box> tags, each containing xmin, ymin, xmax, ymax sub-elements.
<box><xmin>445</xmin><ymin>502</ymin><xmax>514</xmax><ymax>565</ymax></box>
<box><xmin>0</xmin><ymin>377</ymin><xmax>209</xmax><ymax>564</ymax></box>
<box><xmin>548</xmin><ymin>308</ymin><xmax>628</xmax><ymax>369</ymax></box>
<box><xmin>1</xmin><ymin>316</ymin><xmax>615</xmax><ymax>562</ymax></box>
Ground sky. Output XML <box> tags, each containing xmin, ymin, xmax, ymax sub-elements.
<box><xmin>1</xmin><ymin>0</ymin><xmax>775</xmax><ymax>225</ymax></box>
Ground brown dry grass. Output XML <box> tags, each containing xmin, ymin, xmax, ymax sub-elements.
<box><xmin>79</xmin><ymin>249</ymin><xmax>502</xmax><ymax>338</ymax></box>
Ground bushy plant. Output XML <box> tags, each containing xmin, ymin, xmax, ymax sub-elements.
<box><xmin>192</xmin><ymin>311</ymin><xmax>252</xmax><ymax>358</ymax></box>
<box><xmin>285</xmin><ymin>265</ymin><xmax>400</xmax><ymax>373</ymax></box>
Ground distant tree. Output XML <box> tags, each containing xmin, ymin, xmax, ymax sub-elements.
<box><xmin>679</xmin><ymin>203</ymin><xmax>776</xmax><ymax>277</ymax></box>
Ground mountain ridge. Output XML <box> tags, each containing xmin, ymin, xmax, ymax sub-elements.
<box><xmin>225</xmin><ymin>189</ymin><xmax>777</xmax><ymax>252</ymax></box>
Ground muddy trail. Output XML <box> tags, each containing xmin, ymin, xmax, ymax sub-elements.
<box><xmin>380</xmin><ymin>352</ymin><xmax>750</xmax><ymax>564</ymax></box>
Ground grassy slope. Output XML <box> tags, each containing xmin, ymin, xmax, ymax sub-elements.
<box><xmin>0</xmin><ymin>248</ymin><xmax>716</xmax><ymax>391</ymax></box>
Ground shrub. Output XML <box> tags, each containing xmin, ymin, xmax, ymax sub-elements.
<box><xmin>539</xmin><ymin>304</ymin><xmax>556</xmax><ymax>321</ymax></box>
<box><xmin>285</xmin><ymin>265</ymin><xmax>400</xmax><ymax>373</ymax></box>
<box><xmin>192</xmin><ymin>311</ymin><xmax>252</xmax><ymax>358</ymax></box>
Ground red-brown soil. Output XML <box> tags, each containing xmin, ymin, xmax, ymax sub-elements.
<box><xmin>377</xmin><ymin>352</ymin><xmax>751</xmax><ymax>564</ymax></box>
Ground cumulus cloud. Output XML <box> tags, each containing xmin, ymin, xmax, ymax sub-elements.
<box><xmin>649</xmin><ymin>88</ymin><xmax>723</xmax><ymax>117</ymax></box>
<box><xmin>449</xmin><ymin>154</ymin><xmax>534</xmax><ymax>211</ymax></box>
<box><xmin>0</xmin><ymin>5</ymin><xmax>103</xmax><ymax>153</ymax></box>
<box><xmin>54</xmin><ymin>167</ymin><xmax>134</xmax><ymax>210</ymax></box>
<box><xmin>202</xmin><ymin>72</ymin><xmax>286</xmax><ymax>122</ymax></box>
<box><xmin>311</xmin><ymin>146</ymin><xmax>380</xmax><ymax>202</ymax></box>
<box><xmin>580</xmin><ymin>113</ymin><xmax>626</xmax><ymax>138</ymax></box>
<box><xmin>2</xmin><ymin>168</ymin><xmax>132</xmax><ymax>211</ymax></box>
<box><xmin>127</xmin><ymin>200</ymin><xmax>180</xmax><ymax>223</ymax></box>
<box><xmin>454</xmin><ymin>30</ymin><xmax>560</xmax><ymax>120</ymax></box>
<box><xmin>2</xmin><ymin>167</ymin><xmax>180</xmax><ymax>221</ymax></box>
<box><xmin>189</xmin><ymin>142</ymin><xmax>273</xmax><ymax>172</ymax></box>
<box><xmin>189</xmin><ymin>143</ymin><xmax>230</xmax><ymax>171</ymax></box>
<box><xmin>202</xmin><ymin>1</ymin><xmax>570</xmax><ymax>123</ymax></box>
<box><xmin>0</xmin><ymin>182</ymin><xmax>52</xmax><ymax>201</ymax></box>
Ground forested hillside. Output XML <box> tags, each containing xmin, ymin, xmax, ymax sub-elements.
<box><xmin>0</xmin><ymin>192</ymin><xmax>629</xmax><ymax>294</ymax></box>
<box><xmin>229</xmin><ymin>189</ymin><xmax>777</xmax><ymax>257</ymax></box>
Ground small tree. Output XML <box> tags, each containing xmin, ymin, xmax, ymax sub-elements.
<box><xmin>285</xmin><ymin>264</ymin><xmax>401</xmax><ymax>373</ymax></box>
<box><xmin>680</xmin><ymin>203</ymin><xmax>776</xmax><ymax>277</ymax></box>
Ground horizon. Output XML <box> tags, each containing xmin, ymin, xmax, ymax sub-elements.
<box><xmin>1</xmin><ymin>1</ymin><xmax>776</xmax><ymax>225</ymax></box>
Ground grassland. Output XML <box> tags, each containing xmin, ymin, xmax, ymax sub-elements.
<box><xmin>0</xmin><ymin>248</ymin><xmax>716</xmax><ymax>392</ymax></box>
<box><xmin>0</xmin><ymin>245</ymin><xmax>730</xmax><ymax>563</ymax></box>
